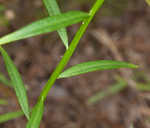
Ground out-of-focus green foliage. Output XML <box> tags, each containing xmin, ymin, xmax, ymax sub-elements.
<box><xmin>0</xmin><ymin>4</ymin><xmax>9</xmax><ymax>26</ymax></box>
<box><xmin>88</xmin><ymin>79</ymin><xmax>126</xmax><ymax>104</ymax></box>
<box><xmin>146</xmin><ymin>0</ymin><xmax>150</xmax><ymax>6</ymax></box>
<box><xmin>0</xmin><ymin>99</ymin><xmax>8</xmax><ymax>105</ymax></box>
<box><xmin>0</xmin><ymin>4</ymin><xmax>5</xmax><ymax>12</ymax></box>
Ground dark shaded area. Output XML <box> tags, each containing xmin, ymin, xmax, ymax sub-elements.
<box><xmin>0</xmin><ymin>0</ymin><xmax>150</xmax><ymax>127</ymax></box>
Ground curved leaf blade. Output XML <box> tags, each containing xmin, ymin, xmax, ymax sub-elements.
<box><xmin>0</xmin><ymin>11</ymin><xmax>89</xmax><ymax>46</ymax></box>
<box><xmin>0</xmin><ymin>47</ymin><xmax>30</xmax><ymax>120</ymax></box>
<box><xmin>43</xmin><ymin>0</ymin><xmax>68</xmax><ymax>49</ymax></box>
<box><xmin>26</xmin><ymin>101</ymin><xmax>44</xmax><ymax>128</ymax></box>
<box><xmin>59</xmin><ymin>60</ymin><xmax>138</xmax><ymax>78</ymax></box>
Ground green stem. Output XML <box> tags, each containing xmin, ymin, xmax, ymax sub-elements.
<box><xmin>39</xmin><ymin>0</ymin><xmax>105</xmax><ymax>102</ymax></box>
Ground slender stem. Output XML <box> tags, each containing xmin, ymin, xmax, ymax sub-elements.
<box><xmin>39</xmin><ymin>0</ymin><xmax>105</xmax><ymax>102</ymax></box>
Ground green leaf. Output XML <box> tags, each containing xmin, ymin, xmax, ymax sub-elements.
<box><xmin>0</xmin><ymin>47</ymin><xmax>30</xmax><ymax>120</ymax></box>
<box><xmin>0</xmin><ymin>11</ymin><xmax>89</xmax><ymax>46</ymax></box>
<box><xmin>0</xmin><ymin>110</ymin><xmax>24</xmax><ymax>123</ymax></box>
<box><xmin>0</xmin><ymin>72</ymin><xmax>12</xmax><ymax>87</ymax></box>
<box><xmin>43</xmin><ymin>0</ymin><xmax>69</xmax><ymax>49</ymax></box>
<box><xmin>146</xmin><ymin>0</ymin><xmax>150</xmax><ymax>6</ymax></box>
<box><xmin>59</xmin><ymin>60</ymin><xmax>138</xmax><ymax>78</ymax></box>
<box><xmin>26</xmin><ymin>101</ymin><xmax>44</xmax><ymax>128</ymax></box>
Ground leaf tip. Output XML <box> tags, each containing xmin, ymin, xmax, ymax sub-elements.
<box><xmin>65</xmin><ymin>44</ymin><xmax>69</xmax><ymax>50</ymax></box>
<box><xmin>60</xmin><ymin>33</ymin><xmax>69</xmax><ymax>50</ymax></box>
<box><xmin>26</xmin><ymin>113</ymin><xmax>30</xmax><ymax>120</ymax></box>
<box><xmin>130</xmin><ymin>64</ymin><xmax>139</xmax><ymax>69</ymax></box>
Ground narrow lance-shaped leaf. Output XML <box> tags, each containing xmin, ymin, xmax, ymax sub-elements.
<box><xmin>43</xmin><ymin>0</ymin><xmax>69</xmax><ymax>49</ymax></box>
<box><xmin>59</xmin><ymin>60</ymin><xmax>138</xmax><ymax>78</ymax></box>
<box><xmin>26</xmin><ymin>101</ymin><xmax>44</xmax><ymax>128</ymax></box>
<box><xmin>0</xmin><ymin>47</ymin><xmax>30</xmax><ymax>120</ymax></box>
<box><xmin>0</xmin><ymin>11</ymin><xmax>89</xmax><ymax>46</ymax></box>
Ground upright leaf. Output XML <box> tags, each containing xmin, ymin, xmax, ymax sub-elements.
<box><xmin>0</xmin><ymin>11</ymin><xmax>89</xmax><ymax>46</ymax></box>
<box><xmin>26</xmin><ymin>101</ymin><xmax>44</xmax><ymax>128</ymax></box>
<box><xmin>59</xmin><ymin>60</ymin><xmax>138</xmax><ymax>78</ymax></box>
<box><xmin>0</xmin><ymin>47</ymin><xmax>30</xmax><ymax>119</ymax></box>
<box><xmin>43</xmin><ymin>0</ymin><xmax>69</xmax><ymax>49</ymax></box>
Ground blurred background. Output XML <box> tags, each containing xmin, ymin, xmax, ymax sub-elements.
<box><xmin>0</xmin><ymin>0</ymin><xmax>150</xmax><ymax>127</ymax></box>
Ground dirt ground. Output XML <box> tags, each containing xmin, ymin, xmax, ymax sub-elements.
<box><xmin>0</xmin><ymin>0</ymin><xmax>150</xmax><ymax>128</ymax></box>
